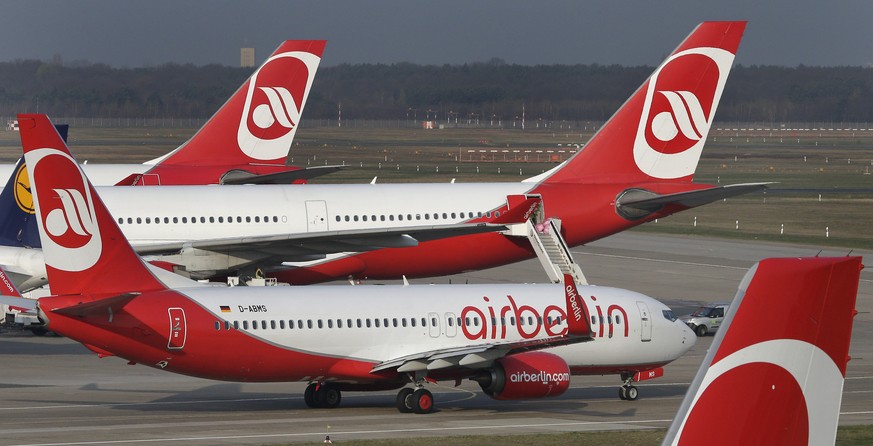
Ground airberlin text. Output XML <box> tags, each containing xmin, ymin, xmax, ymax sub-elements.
<box><xmin>460</xmin><ymin>294</ymin><xmax>628</xmax><ymax>341</ymax></box>
<box><xmin>511</xmin><ymin>370</ymin><xmax>571</xmax><ymax>385</ymax></box>
<box><xmin>238</xmin><ymin>304</ymin><xmax>268</xmax><ymax>313</ymax></box>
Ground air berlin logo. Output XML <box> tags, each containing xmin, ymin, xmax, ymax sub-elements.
<box><xmin>237</xmin><ymin>50</ymin><xmax>321</xmax><ymax>161</ymax></box>
<box><xmin>25</xmin><ymin>148</ymin><xmax>102</xmax><ymax>272</ymax></box>
<box><xmin>650</xmin><ymin>90</ymin><xmax>707</xmax><ymax>142</ymax></box>
<box><xmin>45</xmin><ymin>188</ymin><xmax>95</xmax><ymax>243</ymax></box>
<box><xmin>633</xmin><ymin>47</ymin><xmax>736</xmax><ymax>179</ymax></box>
<box><xmin>251</xmin><ymin>86</ymin><xmax>301</xmax><ymax>131</ymax></box>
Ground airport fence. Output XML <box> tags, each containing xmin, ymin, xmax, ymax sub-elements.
<box><xmin>3</xmin><ymin>116</ymin><xmax>872</xmax><ymax>133</ymax></box>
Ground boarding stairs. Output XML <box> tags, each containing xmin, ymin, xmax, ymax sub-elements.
<box><xmin>502</xmin><ymin>196</ymin><xmax>587</xmax><ymax>285</ymax></box>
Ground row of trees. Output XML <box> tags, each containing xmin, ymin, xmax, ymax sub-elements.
<box><xmin>1</xmin><ymin>59</ymin><xmax>872</xmax><ymax>123</ymax></box>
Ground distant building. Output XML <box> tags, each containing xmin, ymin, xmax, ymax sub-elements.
<box><xmin>240</xmin><ymin>47</ymin><xmax>255</xmax><ymax>68</ymax></box>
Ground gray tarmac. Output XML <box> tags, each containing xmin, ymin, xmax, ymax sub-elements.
<box><xmin>0</xmin><ymin>232</ymin><xmax>871</xmax><ymax>446</ymax></box>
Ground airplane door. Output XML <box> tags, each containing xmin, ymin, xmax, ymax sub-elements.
<box><xmin>305</xmin><ymin>200</ymin><xmax>328</xmax><ymax>232</ymax></box>
<box><xmin>445</xmin><ymin>312</ymin><xmax>457</xmax><ymax>338</ymax></box>
<box><xmin>167</xmin><ymin>308</ymin><xmax>187</xmax><ymax>350</ymax></box>
<box><xmin>428</xmin><ymin>312</ymin><xmax>440</xmax><ymax>338</ymax></box>
<box><xmin>636</xmin><ymin>302</ymin><xmax>652</xmax><ymax>342</ymax></box>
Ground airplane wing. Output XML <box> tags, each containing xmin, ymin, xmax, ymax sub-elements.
<box><xmin>135</xmin><ymin>222</ymin><xmax>512</xmax><ymax>259</ymax></box>
<box><xmin>0</xmin><ymin>267</ymin><xmax>37</xmax><ymax>312</ymax></box>
<box><xmin>372</xmin><ymin>274</ymin><xmax>592</xmax><ymax>374</ymax></box>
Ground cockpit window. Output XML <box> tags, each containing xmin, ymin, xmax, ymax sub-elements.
<box><xmin>662</xmin><ymin>310</ymin><xmax>677</xmax><ymax>322</ymax></box>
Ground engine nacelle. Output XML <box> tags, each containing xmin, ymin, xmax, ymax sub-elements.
<box><xmin>473</xmin><ymin>351</ymin><xmax>571</xmax><ymax>400</ymax></box>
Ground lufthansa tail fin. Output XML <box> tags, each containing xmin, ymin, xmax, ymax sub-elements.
<box><xmin>146</xmin><ymin>40</ymin><xmax>325</xmax><ymax>169</ymax></box>
<box><xmin>0</xmin><ymin>125</ymin><xmax>70</xmax><ymax>249</ymax></box>
<box><xmin>663</xmin><ymin>256</ymin><xmax>862</xmax><ymax>445</ymax></box>
<box><xmin>17</xmin><ymin>114</ymin><xmax>167</xmax><ymax>297</ymax></box>
<box><xmin>540</xmin><ymin>21</ymin><xmax>745</xmax><ymax>185</ymax></box>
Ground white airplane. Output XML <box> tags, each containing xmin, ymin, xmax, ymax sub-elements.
<box><xmin>4</xmin><ymin>22</ymin><xmax>765</xmax><ymax>290</ymax></box>
<box><xmin>664</xmin><ymin>255</ymin><xmax>861</xmax><ymax>444</ymax></box>
<box><xmin>0</xmin><ymin>113</ymin><xmax>697</xmax><ymax>413</ymax></box>
<box><xmin>0</xmin><ymin>40</ymin><xmax>327</xmax><ymax>188</ymax></box>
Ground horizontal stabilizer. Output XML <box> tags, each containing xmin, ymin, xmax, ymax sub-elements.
<box><xmin>221</xmin><ymin>165</ymin><xmax>346</xmax><ymax>184</ymax></box>
<box><xmin>52</xmin><ymin>293</ymin><xmax>139</xmax><ymax>319</ymax></box>
<box><xmin>617</xmin><ymin>183</ymin><xmax>770</xmax><ymax>220</ymax></box>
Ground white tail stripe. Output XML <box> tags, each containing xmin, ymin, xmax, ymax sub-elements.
<box><xmin>54</xmin><ymin>189</ymin><xmax>93</xmax><ymax>237</ymax></box>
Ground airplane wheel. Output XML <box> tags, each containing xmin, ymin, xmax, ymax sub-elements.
<box><xmin>304</xmin><ymin>383</ymin><xmax>319</xmax><ymax>408</ymax></box>
<box><xmin>396</xmin><ymin>388</ymin><xmax>414</xmax><ymax>413</ymax></box>
<box><xmin>411</xmin><ymin>388</ymin><xmax>434</xmax><ymax>414</ymax></box>
<box><xmin>625</xmin><ymin>385</ymin><xmax>639</xmax><ymax>401</ymax></box>
<box><xmin>695</xmin><ymin>325</ymin><xmax>708</xmax><ymax>337</ymax></box>
<box><xmin>618</xmin><ymin>387</ymin><xmax>628</xmax><ymax>400</ymax></box>
<box><xmin>316</xmin><ymin>384</ymin><xmax>342</xmax><ymax>409</ymax></box>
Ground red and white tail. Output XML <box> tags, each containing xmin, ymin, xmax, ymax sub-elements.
<box><xmin>540</xmin><ymin>21</ymin><xmax>745</xmax><ymax>185</ymax></box>
<box><xmin>664</xmin><ymin>256</ymin><xmax>862</xmax><ymax>445</ymax></box>
<box><xmin>148</xmin><ymin>40</ymin><xmax>325</xmax><ymax>168</ymax></box>
<box><xmin>18</xmin><ymin>114</ymin><xmax>166</xmax><ymax>297</ymax></box>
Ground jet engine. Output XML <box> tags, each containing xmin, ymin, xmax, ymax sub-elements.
<box><xmin>472</xmin><ymin>351</ymin><xmax>571</xmax><ymax>400</ymax></box>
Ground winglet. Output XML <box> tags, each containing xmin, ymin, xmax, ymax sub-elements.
<box><xmin>491</xmin><ymin>196</ymin><xmax>542</xmax><ymax>225</ymax></box>
<box><xmin>563</xmin><ymin>274</ymin><xmax>591</xmax><ymax>337</ymax></box>
<box><xmin>18</xmin><ymin>114</ymin><xmax>166</xmax><ymax>297</ymax></box>
<box><xmin>663</xmin><ymin>256</ymin><xmax>862</xmax><ymax>445</ymax></box>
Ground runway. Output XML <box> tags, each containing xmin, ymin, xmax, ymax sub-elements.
<box><xmin>1</xmin><ymin>232</ymin><xmax>871</xmax><ymax>445</ymax></box>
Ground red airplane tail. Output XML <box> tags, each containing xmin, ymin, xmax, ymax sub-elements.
<box><xmin>663</xmin><ymin>256</ymin><xmax>862</xmax><ymax>445</ymax></box>
<box><xmin>18</xmin><ymin>114</ymin><xmax>166</xmax><ymax>297</ymax></box>
<box><xmin>147</xmin><ymin>40</ymin><xmax>325</xmax><ymax>170</ymax></box>
<box><xmin>538</xmin><ymin>21</ymin><xmax>745</xmax><ymax>185</ymax></box>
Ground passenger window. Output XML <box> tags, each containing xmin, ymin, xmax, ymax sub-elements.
<box><xmin>145</xmin><ymin>217</ymin><xmax>151</xmax><ymax>224</ymax></box>
<box><xmin>273</xmin><ymin>216</ymin><xmax>278</xmax><ymax>222</ymax></box>
<box><xmin>345</xmin><ymin>215</ymin><xmax>350</xmax><ymax>222</ymax></box>
<box><xmin>218</xmin><ymin>217</ymin><xmax>224</xmax><ymax>223</ymax></box>
<box><xmin>337</xmin><ymin>319</ymin><xmax>343</xmax><ymax>328</ymax></box>
<box><xmin>246</xmin><ymin>216</ymin><xmax>251</xmax><ymax>223</ymax></box>
<box><xmin>347</xmin><ymin>319</ymin><xmax>353</xmax><ymax>328</ymax></box>
<box><xmin>199</xmin><ymin>217</ymin><xmax>205</xmax><ymax>223</ymax></box>
<box><xmin>366</xmin><ymin>319</ymin><xmax>372</xmax><ymax>328</ymax></box>
<box><xmin>421</xmin><ymin>317</ymin><xmax>427</xmax><ymax>327</ymax></box>
<box><xmin>242</xmin><ymin>321</ymin><xmax>249</xmax><ymax>330</ymax></box>
<box><xmin>408</xmin><ymin>214</ymin><xmax>413</xmax><ymax>220</ymax></box>
<box><xmin>447</xmin><ymin>318</ymin><xmax>453</xmax><ymax>327</ymax></box>
<box><xmin>354</xmin><ymin>215</ymin><xmax>359</xmax><ymax>222</ymax></box>
<box><xmin>237</xmin><ymin>216</ymin><xmax>242</xmax><ymax>223</ymax></box>
<box><xmin>374</xmin><ymin>318</ymin><xmax>380</xmax><ymax>328</ymax></box>
<box><xmin>173</xmin><ymin>217</ymin><xmax>178</xmax><ymax>223</ymax></box>
<box><xmin>431</xmin><ymin>317</ymin><xmax>437</xmax><ymax>326</ymax></box>
<box><xmin>424</xmin><ymin>214</ymin><xmax>430</xmax><ymax>220</ymax></box>
<box><xmin>317</xmin><ymin>320</ymin><xmax>323</xmax><ymax>329</ymax></box>
<box><xmin>289</xmin><ymin>320</ymin><xmax>295</xmax><ymax>329</ymax></box>
<box><xmin>307</xmin><ymin>320</ymin><xmax>313</xmax><ymax>329</ymax></box>
<box><xmin>398</xmin><ymin>214</ymin><xmax>404</xmax><ymax>221</ymax></box>
<box><xmin>362</xmin><ymin>215</ymin><xmax>368</xmax><ymax>222</ymax></box>
<box><xmin>411</xmin><ymin>318</ymin><xmax>417</xmax><ymax>327</ymax></box>
<box><xmin>450</xmin><ymin>213</ymin><xmax>456</xmax><ymax>218</ymax></box>
<box><xmin>117</xmin><ymin>218</ymin><xmax>123</xmax><ymax>224</ymax></box>
<box><xmin>336</xmin><ymin>216</ymin><xmax>341</xmax><ymax>222</ymax></box>
<box><xmin>389</xmin><ymin>215</ymin><xmax>395</xmax><ymax>221</ymax></box>
<box><xmin>233</xmin><ymin>321</ymin><xmax>239</xmax><ymax>329</ymax></box>
<box><xmin>214</xmin><ymin>321</ymin><xmax>220</xmax><ymax>331</ymax></box>
<box><xmin>261</xmin><ymin>321</ymin><xmax>267</xmax><ymax>329</ymax></box>
<box><xmin>616</xmin><ymin>315</ymin><xmax>622</xmax><ymax>324</ymax></box>
<box><xmin>383</xmin><ymin>318</ymin><xmax>389</xmax><ymax>327</ymax></box>
<box><xmin>393</xmin><ymin>318</ymin><xmax>398</xmax><ymax>327</ymax></box>
<box><xmin>416</xmin><ymin>214</ymin><xmax>421</xmax><ymax>220</ymax></box>
<box><xmin>357</xmin><ymin>318</ymin><xmax>362</xmax><ymax>328</ymax></box>
<box><xmin>208</xmin><ymin>217</ymin><xmax>214</xmax><ymax>223</ymax></box>
<box><xmin>401</xmin><ymin>318</ymin><xmax>407</xmax><ymax>327</ymax></box>
<box><xmin>381</xmin><ymin>215</ymin><xmax>386</xmax><ymax>221</ymax></box>
<box><xmin>280</xmin><ymin>320</ymin><xmax>285</xmax><ymax>329</ymax></box>
<box><xmin>126</xmin><ymin>217</ymin><xmax>132</xmax><ymax>224</ymax></box>
<box><xmin>328</xmin><ymin>320</ymin><xmax>333</xmax><ymax>329</ymax></box>
<box><xmin>224</xmin><ymin>321</ymin><xmax>230</xmax><ymax>330</ymax></box>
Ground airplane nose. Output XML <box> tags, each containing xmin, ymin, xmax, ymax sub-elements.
<box><xmin>678</xmin><ymin>321</ymin><xmax>696</xmax><ymax>351</ymax></box>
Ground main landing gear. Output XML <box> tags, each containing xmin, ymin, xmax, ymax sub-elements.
<box><xmin>304</xmin><ymin>382</ymin><xmax>342</xmax><ymax>409</ymax></box>
<box><xmin>396</xmin><ymin>386</ymin><xmax>434</xmax><ymax>414</ymax></box>
<box><xmin>618</xmin><ymin>373</ymin><xmax>639</xmax><ymax>401</ymax></box>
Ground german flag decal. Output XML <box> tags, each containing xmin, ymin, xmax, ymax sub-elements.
<box><xmin>220</xmin><ymin>305</ymin><xmax>231</xmax><ymax>313</ymax></box>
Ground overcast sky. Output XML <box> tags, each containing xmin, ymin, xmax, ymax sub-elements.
<box><xmin>1</xmin><ymin>1</ymin><xmax>871</xmax><ymax>68</ymax></box>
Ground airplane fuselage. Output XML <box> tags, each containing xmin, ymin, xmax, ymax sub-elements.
<box><xmin>39</xmin><ymin>283</ymin><xmax>695</xmax><ymax>383</ymax></box>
